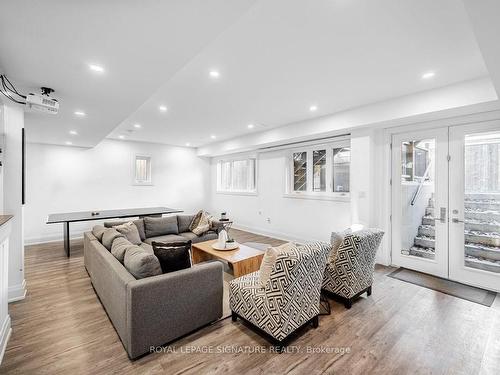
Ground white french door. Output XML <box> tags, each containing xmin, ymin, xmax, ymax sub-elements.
<box><xmin>449</xmin><ymin>121</ymin><xmax>500</xmax><ymax>292</ymax></box>
<box><xmin>392</xmin><ymin>121</ymin><xmax>500</xmax><ymax>292</ymax></box>
<box><xmin>392</xmin><ymin>128</ymin><xmax>449</xmax><ymax>278</ymax></box>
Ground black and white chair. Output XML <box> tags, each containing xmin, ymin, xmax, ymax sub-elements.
<box><xmin>229</xmin><ymin>242</ymin><xmax>330</xmax><ymax>348</ymax></box>
<box><xmin>322</xmin><ymin>229</ymin><xmax>384</xmax><ymax>309</ymax></box>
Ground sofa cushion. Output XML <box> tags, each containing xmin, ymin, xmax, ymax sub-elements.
<box><xmin>105</xmin><ymin>219</ymin><xmax>146</xmax><ymax>241</ymax></box>
<box><xmin>92</xmin><ymin>225</ymin><xmax>106</xmax><ymax>242</ymax></box>
<box><xmin>144</xmin><ymin>216</ymin><xmax>179</xmax><ymax>238</ymax></box>
<box><xmin>111</xmin><ymin>236</ymin><xmax>134</xmax><ymax>263</ymax></box>
<box><xmin>258</xmin><ymin>247</ymin><xmax>278</xmax><ymax>288</ymax></box>
<box><xmin>152</xmin><ymin>241</ymin><xmax>192</xmax><ymax>274</ymax></box>
<box><xmin>144</xmin><ymin>234</ymin><xmax>187</xmax><ymax>245</ymax></box>
<box><xmin>113</xmin><ymin>221</ymin><xmax>142</xmax><ymax>245</ymax></box>
<box><xmin>180</xmin><ymin>231</ymin><xmax>218</xmax><ymax>243</ymax></box>
<box><xmin>139</xmin><ymin>242</ymin><xmax>154</xmax><ymax>255</ymax></box>
<box><xmin>123</xmin><ymin>246</ymin><xmax>162</xmax><ymax>279</ymax></box>
<box><xmin>102</xmin><ymin>228</ymin><xmax>125</xmax><ymax>250</ymax></box>
<box><xmin>177</xmin><ymin>215</ymin><xmax>195</xmax><ymax>233</ymax></box>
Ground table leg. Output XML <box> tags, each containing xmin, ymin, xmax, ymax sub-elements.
<box><xmin>63</xmin><ymin>222</ymin><xmax>70</xmax><ymax>257</ymax></box>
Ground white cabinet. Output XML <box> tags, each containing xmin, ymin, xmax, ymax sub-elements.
<box><xmin>0</xmin><ymin>219</ymin><xmax>12</xmax><ymax>365</ymax></box>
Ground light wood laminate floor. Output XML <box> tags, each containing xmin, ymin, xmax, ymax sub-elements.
<box><xmin>1</xmin><ymin>229</ymin><xmax>499</xmax><ymax>374</ymax></box>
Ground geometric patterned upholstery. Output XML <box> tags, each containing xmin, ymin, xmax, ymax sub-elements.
<box><xmin>322</xmin><ymin>229</ymin><xmax>384</xmax><ymax>299</ymax></box>
<box><xmin>230</xmin><ymin>242</ymin><xmax>331</xmax><ymax>342</ymax></box>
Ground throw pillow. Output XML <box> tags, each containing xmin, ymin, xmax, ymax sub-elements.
<box><xmin>123</xmin><ymin>246</ymin><xmax>162</xmax><ymax>279</ymax></box>
<box><xmin>330</xmin><ymin>228</ymin><xmax>352</xmax><ymax>263</ymax></box>
<box><xmin>92</xmin><ymin>225</ymin><xmax>106</xmax><ymax>242</ymax></box>
<box><xmin>111</xmin><ymin>236</ymin><xmax>134</xmax><ymax>263</ymax></box>
<box><xmin>258</xmin><ymin>246</ymin><xmax>278</xmax><ymax>288</ymax></box>
<box><xmin>105</xmin><ymin>219</ymin><xmax>146</xmax><ymax>241</ymax></box>
<box><xmin>190</xmin><ymin>211</ymin><xmax>212</xmax><ymax>236</ymax></box>
<box><xmin>102</xmin><ymin>228</ymin><xmax>125</xmax><ymax>250</ymax></box>
<box><xmin>143</xmin><ymin>216</ymin><xmax>179</xmax><ymax>238</ymax></box>
<box><xmin>189</xmin><ymin>210</ymin><xmax>203</xmax><ymax>231</ymax></box>
<box><xmin>152</xmin><ymin>241</ymin><xmax>192</xmax><ymax>274</ymax></box>
<box><xmin>257</xmin><ymin>242</ymin><xmax>296</xmax><ymax>288</ymax></box>
<box><xmin>114</xmin><ymin>221</ymin><xmax>142</xmax><ymax>245</ymax></box>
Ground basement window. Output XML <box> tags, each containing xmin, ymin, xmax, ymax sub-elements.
<box><xmin>217</xmin><ymin>157</ymin><xmax>257</xmax><ymax>194</ymax></box>
<box><xmin>134</xmin><ymin>155</ymin><xmax>152</xmax><ymax>185</ymax></box>
<box><xmin>285</xmin><ymin>140</ymin><xmax>350</xmax><ymax>200</ymax></box>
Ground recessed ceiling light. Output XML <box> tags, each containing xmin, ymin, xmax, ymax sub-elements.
<box><xmin>69</xmin><ymin>130</ymin><xmax>78</xmax><ymax>135</ymax></box>
<box><xmin>210</xmin><ymin>135</ymin><xmax>217</xmax><ymax>139</ymax></box>
<box><xmin>421</xmin><ymin>71</ymin><xmax>435</xmax><ymax>79</ymax></box>
<box><xmin>247</xmin><ymin>124</ymin><xmax>255</xmax><ymax>129</ymax></box>
<box><xmin>89</xmin><ymin>64</ymin><xmax>104</xmax><ymax>73</ymax></box>
<box><xmin>74</xmin><ymin>111</ymin><xmax>86</xmax><ymax>116</ymax></box>
<box><xmin>185</xmin><ymin>142</ymin><xmax>191</xmax><ymax>147</ymax></box>
<box><xmin>309</xmin><ymin>105</ymin><xmax>318</xmax><ymax>112</ymax></box>
<box><xmin>65</xmin><ymin>141</ymin><xmax>73</xmax><ymax>145</ymax></box>
<box><xmin>159</xmin><ymin>105</ymin><xmax>168</xmax><ymax>112</ymax></box>
<box><xmin>118</xmin><ymin>135</ymin><xmax>125</xmax><ymax>140</ymax></box>
<box><xmin>133</xmin><ymin>123</ymin><xmax>142</xmax><ymax>129</ymax></box>
<box><xmin>209</xmin><ymin>70</ymin><xmax>220</xmax><ymax>78</ymax></box>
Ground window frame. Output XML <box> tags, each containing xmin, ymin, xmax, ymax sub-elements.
<box><xmin>216</xmin><ymin>155</ymin><xmax>258</xmax><ymax>195</ymax></box>
<box><xmin>133</xmin><ymin>154</ymin><xmax>153</xmax><ymax>186</ymax></box>
<box><xmin>284</xmin><ymin>140</ymin><xmax>350</xmax><ymax>201</ymax></box>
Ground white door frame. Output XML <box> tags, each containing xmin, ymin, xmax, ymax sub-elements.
<box><xmin>449</xmin><ymin>119</ymin><xmax>500</xmax><ymax>292</ymax></box>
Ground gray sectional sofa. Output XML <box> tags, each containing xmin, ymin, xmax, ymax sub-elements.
<box><xmin>83</xmin><ymin>214</ymin><xmax>224</xmax><ymax>359</ymax></box>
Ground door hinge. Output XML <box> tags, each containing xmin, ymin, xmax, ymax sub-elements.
<box><xmin>389</xmin><ymin>214</ymin><xmax>392</xmax><ymax>222</ymax></box>
<box><xmin>390</xmin><ymin>178</ymin><xmax>392</xmax><ymax>186</ymax></box>
<box><xmin>447</xmin><ymin>155</ymin><xmax>451</xmax><ymax>162</ymax></box>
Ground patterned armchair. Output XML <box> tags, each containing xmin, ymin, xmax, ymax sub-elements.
<box><xmin>229</xmin><ymin>242</ymin><xmax>330</xmax><ymax>346</ymax></box>
<box><xmin>322</xmin><ymin>229</ymin><xmax>384</xmax><ymax>309</ymax></box>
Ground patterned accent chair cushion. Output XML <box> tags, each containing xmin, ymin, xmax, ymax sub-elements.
<box><xmin>229</xmin><ymin>242</ymin><xmax>331</xmax><ymax>342</ymax></box>
<box><xmin>322</xmin><ymin>228</ymin><xmax>384</xmax><ymax>299</ymax></box>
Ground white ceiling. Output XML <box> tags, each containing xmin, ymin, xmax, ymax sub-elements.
<box><xmin>0</xmin><ymin>0</ymin><xmax>255</xmax><ymax>147</ymax></box>
<box><xmin>0</xmin><ymin>0</ymin><xmax>491</xmax><ymax>148</ymax></box>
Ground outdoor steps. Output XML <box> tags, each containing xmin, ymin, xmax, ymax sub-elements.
<box><xmin>465</xmin><ymin>200</ymin><xmax>500</xmax><ymax>211</ymax></box>
<box><xmin>417</xmin><ymin>224</ymin><xmax>500</xmax><ymax>247</ymax></box>
<box><xmin>422</xmin><ymin>215</ymin><xmax>500</xmax><ymax>233</ymax></box>
<box><xmin>409</xmin><ymin>245</ymin><xmax>435</xmax><ymax>259</ymax></box>
<box><xmin>465</xmin><ymin>209</ymin><xmax>500</xmax><ymax>223</ymax></box>
<box><xmin>414</xmin><ymin>233</ymin><xmax>500</xmax><ymax>260</ymax></box>
<box><xmin>465</xmin><ymin>256</ymin><xmax>500</xmax><ymax>273</ymax></box>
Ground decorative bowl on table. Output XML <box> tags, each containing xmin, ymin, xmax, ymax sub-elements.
<box><xmin>211</xmin><ymin>241</ymin><xmax>239</xmax><ymax>251</ymax></box>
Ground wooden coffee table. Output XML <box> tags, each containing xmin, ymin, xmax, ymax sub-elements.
<box><xmin>191</xmin><ymin>240</ymin><xmax>264</xmax><ymax>278</ymax></box>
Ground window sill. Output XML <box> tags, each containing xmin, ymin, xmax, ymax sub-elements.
<box><xmin>216</xmin><ymin>190</ymin><xmax>258</xmax><ymax>197</ymax></box>
<box><xmin>283</xmin><ymin>193</ymin><xmax>350</xmax><ymax>202</ymax></box>
<box><xmin>133</xmin><ymin>182</ymin><xmax>154</xmax><ymax>186</ymax></box>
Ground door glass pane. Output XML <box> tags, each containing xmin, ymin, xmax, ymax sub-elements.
<box><xmin>400</xmin><ymin>139</ymin><xmax>436</xmax><ymax>259</ymax></box>
<box><xmin>293</xmin><ymin>152</ymin><xmax>307</xmax><ymax>191</ymax></box>
<box><xmin>333</xmin><ymin>147</ymin><xmax>350</xmax><ymax>192</ymax></box>
<box><xmin>464</xmin><ymin>131</ymin><xmax>500</xmax><ymax>273</ymax></box>
<box><xmin>313</xmin><ymin>150</ymin><xmax>326</xmax><ymax>192</ymax></box>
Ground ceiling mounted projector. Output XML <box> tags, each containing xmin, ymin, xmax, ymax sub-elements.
<box><xmin>25</xmin><ymin>87</ymin><xmax>59</xmax><ymax>114</ymax></box>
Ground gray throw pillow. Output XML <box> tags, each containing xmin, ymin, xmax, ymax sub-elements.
<box><xmin>177</xmin><ymin>215</ymin><xmax>195</xmax><ymax>233</ymax></box>
<box><xmin>124</xmin><ymin>246</ymin><xmax>162</xmax><ymax>279</ymax></box>
<box><xmin>330</xmin><ymin>228</ymin><xmax>352</xmax><ymax>263</ymax></box>
<box><xmin>111</xmin><ymin>236</ymin><xmax>134</xmax><ymax>263</ymax></box>
<box><xmin>102</xmin><ymin>228</ymin><xmax>125</xmax><ymax>250</ymax></box>
<box><xmin>105</xmin><ymin>219</ymin><xmax>146</xmax><ymax>241</ymax></box>
<box><xmin>92</xmin><ymin>225</ymin><xmax>106</xmax><ymax>242</ymax></box>
<box><xmin>114</xmin><ymin>221</ymin><xmax>142</xmax><ymax>245</ymax></box>
<box><xmin>144</xmin><ymin>216</ymin><xmax>179</xmax><ymax>238</ymax></box>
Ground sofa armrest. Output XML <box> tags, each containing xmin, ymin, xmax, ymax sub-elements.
<box><xmin>125</xmin><ymin>261</ymin><xmax>223</xmax><ymax>358</ymax></box>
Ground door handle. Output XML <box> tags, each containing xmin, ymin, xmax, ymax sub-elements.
<box><xmin>452</xmin><ymin>218</ymin><xmax>464</xmax><ymax>223</ymax></box>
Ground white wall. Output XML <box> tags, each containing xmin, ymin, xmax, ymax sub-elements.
<box><xmin>24</xmin><ymin>140</ymin><xmax>210</xmax><ymax>244</ymax></box>
<box><xmin>210</xmin><ymin>149</ymin><xmax>352</xmax><ymax>244</ymax></box>
<box><xmin>2</xmin><ymin>104</ymin><xmax>25</xmax><ymax>302</ymax></box>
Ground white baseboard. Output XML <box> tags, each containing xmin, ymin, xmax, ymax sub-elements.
<box><xmin>232</xmin><ymin>223</ymin><xmax>320</xmax><ymax>244</ymax></box>
<box><xmin>8</xmin><ymin>279</ymin><xmax>26</xmax><ymax>302</ymax></box>
<box><xmin>0</xmin><ymin>314</ymin><xmax>11</xmax><ymax>365</ymax></box>
<box><xmin>25</xmin><ymin>232</ymin><xmax>84</xmax><ymax>246</ymax></box>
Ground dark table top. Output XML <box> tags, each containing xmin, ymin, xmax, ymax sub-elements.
<box><xmin>47</xmin><ymin>207</ymin><xmax>183</xmax><ymax>224</ymax></box>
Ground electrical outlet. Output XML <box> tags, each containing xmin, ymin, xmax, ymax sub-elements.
<box><xmin>266</xmin><ymin>217</ymin><xmax>271</xmax><ymax>223</ymax></box>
